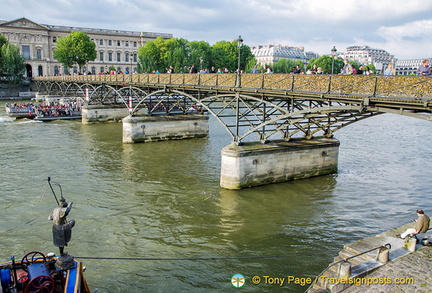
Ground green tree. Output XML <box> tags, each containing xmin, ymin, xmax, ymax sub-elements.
<box><xmin>210</xmin><ymin>40</ymin><xmax>254</xmax><ymax>72</ymax></box>
<box><xmin>137</xmin><ymin>37</ymin><xmax>255</xmax><ymax>74</ymax></box>
<box><xmin>53</xmin><ymin>31</ymin><xmax>96</xmax><ymax>73</ymax></box>
<box><xmin>211</xmin><ymin>41</ymin><xmax>233</xmax><ymax>71</ymax></box>
<box><xmin>0</xmin><ymin>34</ymin><xmax>26</xmax><ymax>83</ymax></box>
<box><xmin>273</xmin><ymin>59</ymin><xmax>300</xmax><ymax>73</ymax></box>
<box><xmin>308</xmin><ymin>55</ymin><xmax>344</xmax><ymax>74</ymax></box>
<box><xmin>0</xmin><ymin>33</ymin><xmax>7</xmax><ymax>60</ymax></box>
<box><xmin>165</xmin><ymin>38</ymin><xmax>190</xmax><ymax>73</ymax></box>
<box><xmin>138</xmin><ymin>37</ymin><xmax>167</xmax><ymax>73</ymax></box>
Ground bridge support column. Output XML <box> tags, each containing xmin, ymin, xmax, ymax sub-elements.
<box><xmin>220</xmin><ymin>137</ymin><xmax>340</xmax><ymax>189</ymax></box>
<box><xmin>82</xmin><ymin>104</ymin><xmax>133</xmax><ymax>124</ymax></box>
<box><xmin>122</xmin><ymin>114</ymin><xmax>209</xmax><ymax>143</ymax></box>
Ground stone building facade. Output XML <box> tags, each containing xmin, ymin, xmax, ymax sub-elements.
<box><xmin>343</xmin><ymin>45</ymin><xmax>395</xmax><ymax>74</ymax></box>
<box><xmin>250</xmin><ymin>45</ymin><xmax>318</xmax><ymax>67</ymax></box>
<box><xmin>0</xmin><ymin>17</ymin><xmax>173</xmax><ymax>77</ymax></box>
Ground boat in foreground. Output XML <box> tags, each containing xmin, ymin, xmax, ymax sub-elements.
<box><xmin>0</xmin><ymin>178</ymin><xmax>91</xmax><ymax>293</ymax></box>
<box><xmin>0</xmin><ymin>250</ymin><xmax>90</xmax><ymax>293</ymax></box>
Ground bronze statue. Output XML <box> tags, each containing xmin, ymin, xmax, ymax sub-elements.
<box><xmin>48</xmin><ymin>196</ymin><xmax>75</xmax><ymax>256</ymax></box>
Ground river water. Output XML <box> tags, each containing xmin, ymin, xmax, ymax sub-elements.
<box><xmin>0</xmin><ymin>101</ymin><xmax>431</xmax><ymax>293</ymax></box>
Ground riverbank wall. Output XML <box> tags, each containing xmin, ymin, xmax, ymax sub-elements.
<box><xmin>309</xmin><ymin>223</ymin><xmax>432</xmax><ymax>292</ymax></box>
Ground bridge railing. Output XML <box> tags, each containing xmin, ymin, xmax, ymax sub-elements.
<box><xmin>34</xmin><ymin>74</ymin><xmax>432</xmax><ymax>100</ymax></box>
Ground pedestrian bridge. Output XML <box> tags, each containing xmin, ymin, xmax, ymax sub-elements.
<box><xmin>33</xmin><ymin>74</ymin><xmax>432</xmax><ymax>189</ymax></box>
<box><xmin>33</xmin><ymin>73</ymin><xmax>432</xmax><ymax>143</ymax></box>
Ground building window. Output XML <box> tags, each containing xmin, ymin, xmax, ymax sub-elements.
<box><xmin>91</xmin><ymin>67</ymin><xmax>96</xmax><ymax>74</ymax></box>
<box><xmin>125</xmin><ymin>41</ymin><xmax>129</xmax><ymax>47</ymax></box>
<box><xmin>22</xmin><ymin>45</ymin><xmax>30</xmax><ymax>59</ymax></box>
<box><xmin>100</xmin><ymin>39</ymin><xmax>103</xmax><ymax>46</ymax></box>
<box><xmin>99</xmin><ymin>52</ymin><xmax>104</xmax><ymax>61</ymax></box>
<box><xmin>108</xmin><ymin>52</ymin><xmax>113</xmax><ymax>62</ymax></box>
<box><xmin>117</xmin><ymin>40</ymin><xmax>121</xmax><ymax>46</ymax></box>
<box><xmin>117</xmin><ymin>52</ymin><xmax>121</xmax><ymax>62</ymax></box>
<box><xmin>54</xmin><ymin>65</ymin><xmax>59</xmax><ymax>75</ymax></box>
<box><xmin>36</xmin><ymin>48</ymin><xmax>42</xmax><ymax>59</ymax></box>
<box><xmin>134</xmin><ymin>41</ymin><xmax>137</xmax><ymax>47</ymax></box>
<box><xmin>38</xmin><ymin>65</ymin><xmax>43</xmax><ymax>76</ymax></box>
<box><xmin>125</xmin><ymin>53</ymin><xmax>129</xmax><ymax>62</ymax></box>
<box><xmin>53</xmin><ymin>36</ymin><xmax>57</xmax><ymax>43</ymax></box>
<box><xmin>108</xmin><ymin>40</ymin><xmax>112</xmax><ymax>46</ymax></box>
<box><xmin>100</xmin><ymin>67</ymin><xmax>104</xmax><ymax>73</ymax></box>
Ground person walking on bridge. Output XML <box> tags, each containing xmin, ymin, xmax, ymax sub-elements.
<box><xmin>341</xmin><ymin>59</ymin><xmax>353</xmax><ymax>75</ymax></box>
<box><xmin>417</xmin><ymin>59</ymin><xmax>431</xmax><ymax>75</ymax></box>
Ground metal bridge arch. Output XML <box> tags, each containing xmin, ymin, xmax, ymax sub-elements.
<box><xmin>128</xmin><ymin>89</ymin><xmax>384</xmax><ymax>143</ymax></box>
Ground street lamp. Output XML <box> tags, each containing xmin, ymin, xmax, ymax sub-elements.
<box><xmin>129</xmin><ymin>52</ymin><xmax>134</xmax><ymax>115</ymax></box>
<box><xmin>331</xmin><ymin>46</ymin><xmax>337</xmax><ymax>75</ymax></box>
<box><xmin>235</xmin><ymin>36</ymin><xmax>243</xmax><ymax>88</ymax></box>
<box><xmin>237</xmin><ymin>35</ymin><xmax>243</xmax><ymax>74</ymax></box>
<box><xmin>199</xmin><ymin>57</ymin><xmax>203</xmax><ymax>71</ymax></box>
<box><xmin>130</xmin><ymin>53</ymin><xmax>134</xmax><ymax>77</ymax></box>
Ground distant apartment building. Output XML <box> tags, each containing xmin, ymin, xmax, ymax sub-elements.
<box><xmin>251</xmin><ymin>45</ymin><xmax>318</xmax><ymax>67</ymax></box>
<box><xmin>343</xmin><ymin>45</ymin><xmax>395</xmax><ymax>73</ymax></box>
<box><xmin>395</xmin><ymin>58</ymin><xmax>431</xmax><ymax>75</ymax></box>
<box><xmin>0</xmin><ymin>17</ymin><xmax>173</xmax><ymax>77</ymax></box>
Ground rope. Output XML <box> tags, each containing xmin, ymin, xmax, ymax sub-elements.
<box><xmin>75</xmin><ymin>253</ymin><xmax>324</xmax><ymax>261</ymax></box>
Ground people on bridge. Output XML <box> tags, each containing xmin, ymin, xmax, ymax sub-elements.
<box><xmin>363</xmin><ymin>66</ymin><xmax>373</xmax><ymax>75</ymax></box>
<box><xmin>341</xmin><ymin>59</ymin><xmax>353</xmax><ymax>75</ymax></box>
<box><xmin>397</xmin><ymin>209</ymin><xmax>430</xmax><ymax>239</ymax></box>
<box><xmin>189</xmin><ymin>64</ymin><xmax>198</xmax><ymax>74</ymax></box>
<box><xmin>417</xmin><ymin>59</ymin><xmax>431</xmax><ymax>76</ymax></box>
<box><xmin>167</xmin><ymin>65</ymin><xmax>174</xmax><ymax>74</ymax></box>
<box><xmin>384</xmin><ymin>63</ymin><xmax>396</xmax><ymax>75</ymax></box>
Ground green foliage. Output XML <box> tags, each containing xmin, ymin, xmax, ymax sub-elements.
<box><xmin>0</xmin><ymin>33</ymin><xmax>7</xmax><ymax>58</ymax></box>
<box><xmin>53</xmin><ymin>31</ymin><xmax>96</xmax><ymax>73</ymax></box>
<box><xmin>273</xmin><ymin>59</ymin><xmax>302</xmax><ymax>73</ymax></box>
<box><xmin>307</xmin><ymin>55</ymin><xmax>344</xmax><ymax>74</ymax></box>
<box><xmin>138</xmin><ymin>37</ymin><xmax>256</xmax><ymax>74</ymax></box>
<box><xmin>0</xmin><ymin>33</ymin><xmax>26</xmax><ymax>84</ymax></box>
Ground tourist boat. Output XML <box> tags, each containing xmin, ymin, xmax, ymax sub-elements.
<box><xmin>0</xmin><ymin>251</ymin><xmax>91</xmax><ymax>293</ymax></box>
<box><xmin>33</xmin><ymin>108</ymin><xmax>82</xmax><ymax>122</ymax></box>
<box><xmin>4</xmin><ymin>104</ymin><xmax>35</xmax><ymax>119</ymax></box>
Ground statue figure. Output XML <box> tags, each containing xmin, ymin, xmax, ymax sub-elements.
<box><xmin>48</xmin><ymin>196</ymin><xmax>75</xmax><ymax>256</ymax></box>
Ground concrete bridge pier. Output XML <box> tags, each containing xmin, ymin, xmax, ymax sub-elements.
<box><xmin>220</xmin><ymin>137</ymin><xmax>340</xmax><ymax>189</ymax></box>
<box><xmin>122</xmin><ymin>114</ymin><xmax>209</xmax><ymax>143</ymax></box>
<box><xmin>82</xmin><ymin>104</ymin><xmax>134</xmax><ymax>124</ymax></box>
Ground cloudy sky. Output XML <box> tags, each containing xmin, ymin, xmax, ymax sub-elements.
<box><xmin>1</xmin><ymin>0</ymin><xmax>432</xmax><ymax>60</ymax></box>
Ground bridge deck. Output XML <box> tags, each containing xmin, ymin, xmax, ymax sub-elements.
<box><xmin>33</xmin><ymin>74</ymin><xmax>432</xmax><ymax>143</ymax></box>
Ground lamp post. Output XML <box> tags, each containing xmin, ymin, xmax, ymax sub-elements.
<box><xmin>130</xmin><ymin>53</ymin><xmax>134</xmax><ymax>79</ymax></box>
<box><xmin>236</xmin><ymin>35</ymin><xmax>243</xmax><ymax>87</ymax></box>
<box><xmin>199</xmin><ymin>57</ymin><xmax>203</xmax><ymax>71</ymax></box>
<box><xmin>331</xmin><ymin>46</ymin><xmax>337</xmax><ymax>75</ymax></box>
<box><xmin>237</xmin><ymin>35</ymin><xmax>243</xmax><ymax>74</ymax></box>
<box><xmin>129</xmin><ymin>52</ymin><xmax>134</xmax><ymax>115</ymax></box>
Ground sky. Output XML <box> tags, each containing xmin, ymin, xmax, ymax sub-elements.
<box><xmin>1</xmin><ymin>0</ymin><xmax>432</xmax><ymax>60</ymax></box>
